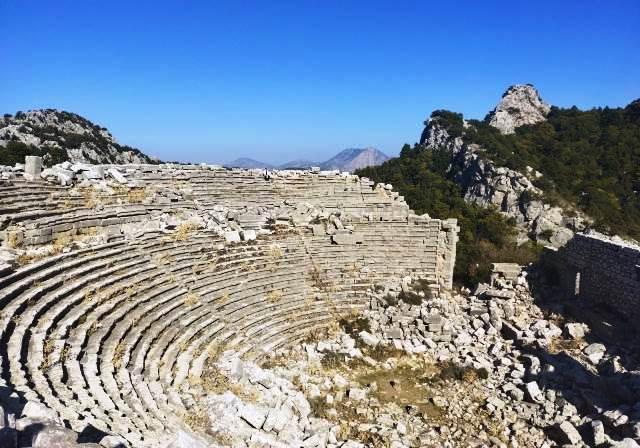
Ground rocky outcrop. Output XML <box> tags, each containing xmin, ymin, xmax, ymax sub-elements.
<box><xmin>0</xmin><ymin>109</ymin><xmax>157</xmax><ymax>165</ymax></box>
<box><xmin>421</xmin><ymin>116</ymin><xmax>588</xmax><ymax>247</ymax></box>
<box><xmin>485</xmin><ymin>84</ymin><xmax>551</xmax><ymax>134</ymax></box>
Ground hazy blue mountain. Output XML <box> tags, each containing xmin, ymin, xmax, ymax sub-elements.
<box><xmin>278</xmin><ymin>159</ymin><xmax>318</xmax><ymax>169</ymax></box>
<box><xmin>225</xmin><ymin>157</ymin><xmax>274</xmax><ymax>169</ymax></box>
<box><xmin>319</xmin><ymin>147</ymin><xmax>389</xmax><ymax>172</ymax></box>
<box><xmin>227</xmin><ymin>147</ymin><xmax>389</xmax><ymax>172</ymax></box>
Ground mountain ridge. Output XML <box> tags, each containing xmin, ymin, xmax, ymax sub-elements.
<box><xmin>227</xmin><ymin>147</ymin><xmax>389</xmax><ymax>172</ymax></box>
<box><xmin>0</xmin><ymin>109</ymin><xmax>157</xmax><ymax>165</ymax></box>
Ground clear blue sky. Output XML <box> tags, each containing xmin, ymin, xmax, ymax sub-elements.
<box><xmin>1</xmin><ymin>1</ymin><xmax>638</xmax><ymax>164</ymax></box>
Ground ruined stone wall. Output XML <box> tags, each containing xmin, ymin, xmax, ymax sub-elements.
<box><xmin>544</xmin><ymin>233</ymin><xmax>640</xmax><ymax>318</ymax></box>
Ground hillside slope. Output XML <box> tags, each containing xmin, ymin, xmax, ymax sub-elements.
<box><xmin>358</xmin><ymin>84</ymin><xmax>640</xmax><ymax>283</ymax></box>
<box><xmin>0</xmin><ymin>109</ymin><xmax>157</xmax><ymax>165</ymax></box>
<box><xmin>422</xmin><ymin>87</ymin><xmax>640</xmax><ymax>241</ymax></box>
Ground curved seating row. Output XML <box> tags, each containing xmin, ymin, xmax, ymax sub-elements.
<box><xmin>0</xmin><ymin>166</ymin><xmax>458</xmax><ymax>446</ymax></box>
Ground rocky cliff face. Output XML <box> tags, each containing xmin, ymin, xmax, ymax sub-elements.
<box><xmin>421</xmin><ymin>110</ymin><xmax>588</xmax><ymax>247</ymax></box>
<box><xmin>0</xmin><ymin>109</ymin><xmax>157</xmax><ymax>165</ymax></box>
<box><xmin>485</xmin><ymin>84</ymin><xmax>551</xmax><ymax>134</ymax></box>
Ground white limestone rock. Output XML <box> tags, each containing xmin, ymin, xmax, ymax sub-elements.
<box><xmin>564</xmin><ymin>322</ymin><xmax>586</xmax><ymax>340</ymax></box>
<box><xmin>486</xmin><ymin>84</ymin><xmax>551</xmax><ymax>134</ymax></box>
<box><xmin>610</xmin><ymin>439</ymin><xmax>640</xmax><ymax>448</ymax></box>
<box><xmin>224</xmin><ymin>231</ymin><xmax>241</xmax><ymax>243</ymax></box>
<box><xmin>22</xmin><ymin>401</ymin><xmax>61</xmax><ymax>424</ymax></box>
<box><xmin>584</xmin><ymin>343</ymin><xmax>606</xmax><ymax>364</ymax></box>
<box><xmin>241</xmin><ymin>229</ymin><xmax>257</xmax><ymax>241</ymax></box>
<box><xmin>100</xmin><ymin>435</ymin><xmax>129</xmax><ymax>447</ymax></box>
<box><xmin>239</xmin><ymin>403</ymin><xmax>269</xmax><ymax>429</ymax></box>
<box><xmin>32</xmin><ymin>425</ymin><xmax>77</xmax><ymax>448</ymax></box>
<box><xmin>164</xmin><ymin>430</ymin><xmax>210</xmax><ymax>448</ymax></box>
<box><xmin>358</xmin><ymin>331</ymin><xmax>379</xmax><ymax>347</ymax></box>
<box><xmin>348</xmin><ymin>388</ymin><xmax>367</xmax><ymax>401</ymax></box>
<box><xmin>41</xmin><ymin>166</ymin><xmax>75</xmax><ymax>185</ymax></box>
<box><xmin>525</xmin><ymin>381</ymin><xmax>543</xmax><ymax>403</ymax></box>
<box><xmin>557</xmin><ymin>421</ymin><xmax>582</xmax><ymax>445</ymax></box>
<box><xmin>591</xmin><ymin>420</ymin><xmax>606</xmax><ymax>446</ymax></box>
<box><xmin>107</xmin><ymin>168</ymin><xmax>127</xmax><ymax>184</ymax></box>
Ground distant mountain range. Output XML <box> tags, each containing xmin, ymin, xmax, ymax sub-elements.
<box><xmin>0</xmin><ymin>108</ymin><xmax>390</xmax><ymax>172</ymax></box>
<box><xmin>227</xmin><ymin>147</ymin><xmax>390</xmax><ymax>172</ymax></box>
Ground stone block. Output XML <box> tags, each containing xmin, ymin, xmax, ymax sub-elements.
<box><xmin>358</xmin><ymin>331</ymin><xmax>379</xmax><ymax>347</ymax></box>
<box><xmin>24</xmin><ymin>156</ymin><xmax>43</xmax><ymax>179</ymax></box>
<box><xmin>557</xmin><ymin>421</ymin><xmax>582</xmax><ymax>445</ymax></box>
<box><xmin>241</xmin><ymin>229</ymin><xmax>256</xmax><ymax>241</ymax></box>
<box><xmin>32</xmin><ymin>425</ymin><xmax>77</xmax><ymax>448</ymax></box>
<box><xmin>239</xmin><ymin>403</ymin><xmax>268</xmax><ymax>429</ymax></box>
<box><xmin>224</xmin><ymin>231</ymin><xmax>241</xmax><ymax>243</ymax></box>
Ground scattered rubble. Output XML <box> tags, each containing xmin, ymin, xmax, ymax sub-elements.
<box><xmin>1</xmin><ymin>158</ymin><xmax>638</xmax><ymax>447</ymax></box>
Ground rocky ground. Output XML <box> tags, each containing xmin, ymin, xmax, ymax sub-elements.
<box><xmin>155</xmin><ymin>267</ymin><xmax>640</xmax><ymax>447</ymax></box>
<box><xmin>4</xmin><ymin>267</ymin><xmax>639</xmax><ymax>447</ymax></box>
<box><xmin>2</xmin><ymin>158</ymin><xmax>639</xmax><ymax>447</ymax></box>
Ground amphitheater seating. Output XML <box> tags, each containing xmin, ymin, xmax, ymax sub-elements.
<box><xmin>0</xmin><ymin>165</ymin><xmax>458</xmax><ymax>446</ymax></box>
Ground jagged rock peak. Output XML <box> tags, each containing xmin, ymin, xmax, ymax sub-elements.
<box><xmin>486</xmin><ymin>84</ymin><xmax>551</xmax><ymax>134</ymax></box>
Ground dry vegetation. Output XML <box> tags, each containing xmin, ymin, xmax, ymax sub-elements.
<box><xmin>183</xmin><ymin>405</ymin><xmax>211</xmax><ymax>432</ymax></box>
<box><xmin>16</xmin><ymin>233</ymin><xmax>75</xmax><ymax>265</ymax></box>
<box><xmin>5</xmin><ymin>230</ymin><xmax>22</xmax><ymax>249</ymax></box>
<box><xmin>40</xmin><ymin>338</ymin><xmax>56</xmax><ymax>369</ymax></box>
<box><xmin>127</xmin><ymin>187</ymin><xmax>148</xmax><ymax>203</ymax></box>
<box><xmin>184</xmin><ymin>292</ymin><xmax>201</xmax><ymax>306</ymax></box>
<box><xmin>112</xmin><ymin>341</ymin><xmax>126</xmax><ymax>369</ymax></box>
<box><xmin>174</xmin><ymin>222</ymin><xmax>199</xmax><ymax>242</ymax></box>
<box><xmin>265</xmin><ymin>289</ymin><xmax>283</xmax><ymax>304</ymax></box>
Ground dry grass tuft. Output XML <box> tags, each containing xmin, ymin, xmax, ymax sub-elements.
<box><xmin>5</xmin><ymin>230</ymin><xmax>22</xmax><ymax>249</ymax></box>
<box><xmin>310</xmin><ymin>265</ymin><xmax>331</xmax><ymax>290</ymax></box>
<box><xmin>174</xmin><ymin>222</ymin><xmax>198</xmax><ymax>242</ymax></box>
<box><xmin>183</xmin><ymin>405</ymin><xmax>211</xmax><ymax>432</ymax></box>
<box><xmin>87</xmin><ymin>321</ymin><xmax>99</xmax><ymax>336</ymax></box>
<box><xmin>265</xmin><ymin>290</ymin><xmax>283</xmax><ymax>304</ymax></box>
<box><xmin>112</xmin><ymin>341</ymin><xmax>126</xmax><ymax>369</ymax></box>
<box><xmin>51</xmin><ymin>234</ymin><xmax>72</xmax><ymax>253</ymax></box>
<box><xmin>217</xmin><ymin>290</ymin><xmax>230</xmax><ymax>305</ymax></box>
<box><xmin>127</xmin><ymin>188</ymin><xmax>148</xmax><ymax>203</ymax></box>
<box><xmin>184</xmin><ymin>292</ymin><xmax>201</xmax><ymax>306</ymax></box>
<box><xmin>41</xmin><ymin>339</ymin><xmax>56</xmax><ymax>369</ymax></box>
<box><xmin>125</xmin><ymin>286</ymin><xmax>136</xmax><ymax>300</ymax></box>
<box><xmin>199</xmin><ymin>365</ymin><xmax>230</xmax><ymax>394</ymax></box>
<box><xmin>547</xmin><ymin>336</ymin><xmax>584</xmax><ymax>354</ymax></box>
<box><xmin>268</xmin><ymin>244</ymin><xmax>283</xmax><ymax>260</ymax></box>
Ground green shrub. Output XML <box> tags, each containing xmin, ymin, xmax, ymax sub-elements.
<box><xmin>398</xmin><ymin>290</ymin><xmax>423</xmax><ymax>306</ymax></box>
<box><xmin>357</xmin><ymin>146</ymin><xmax>541</xmax><ymax>287</ymax></box>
